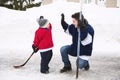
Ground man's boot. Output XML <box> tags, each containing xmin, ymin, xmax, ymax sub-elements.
<box><xmin>60</xmin><ymin>66</ymin><xmax>72</xmax><ymax>73</ymax></box>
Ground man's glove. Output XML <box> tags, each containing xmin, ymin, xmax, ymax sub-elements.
<box><xmin>61</xmin><ymin>13</ymin><xmax>65</xmax><ymax>21</ymax></box>
<box><xmin>32</xmin><ymin>45</ymin><xmax>39</xmax><ymax>53</ymax></box>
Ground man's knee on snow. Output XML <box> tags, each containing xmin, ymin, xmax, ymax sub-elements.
<box><xmin>76</xmin><ymin>58</ymin><xmax>89</xmax><ymax>70</ymax></box>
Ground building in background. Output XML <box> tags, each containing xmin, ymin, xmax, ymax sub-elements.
<box><xmin>96</xmin><ymin>0</ymin><xmax>120</xmax><ymax>8</ymax></box>
<box><xmin>96</xmin><ymin>0</ymin><xmax>117</xmax><ymax>8</ymax></box>
<box><xmin>105</xmin><ymin>0</ymin><xmax>117</xmax><ymax>8</ymax></box>
<box><xmin>117</xmin><ymin>0</ymin><xmax>120</xmax><ymax>7</ymax></box>
<box><xmin>42</xmin><ymin>0</ymin><xmax>120</xmax><ymax>8</ymax></box>
<box><xmin>42</xmin><ymin>0</ymin><xmax>52</xmax><ymax>5</ymax></box>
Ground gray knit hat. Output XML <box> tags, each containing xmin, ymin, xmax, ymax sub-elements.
<box><xmin>37</xmin><ymin>19</ymin><xmax>49</xmax><ymax>28</ymax></box>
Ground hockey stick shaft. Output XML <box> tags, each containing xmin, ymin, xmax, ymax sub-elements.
<box><xmin>76</xmin><ymin>0</ymin><xmax>83</xmax><ymax>79</ymax></box>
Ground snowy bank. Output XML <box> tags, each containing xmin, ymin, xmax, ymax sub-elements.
<box><xmin>0</xmin><ymin>2</ymin><xmax>120</xmax><ymax>80</ymax></box>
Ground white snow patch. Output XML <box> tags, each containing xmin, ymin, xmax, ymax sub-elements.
<box><xmin>0</xmin><ymin>2</ymin><xmax>120</xmax><ymax>80</ymax></box>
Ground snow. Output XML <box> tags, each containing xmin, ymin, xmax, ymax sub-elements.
<box><xmin>0</xmin><ymin>2</ymin><xmax>120</xmax><ymax>80</ymax></box>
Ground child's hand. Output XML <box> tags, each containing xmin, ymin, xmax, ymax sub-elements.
<box><xmin>32</xmin><ymin>45</ymin><xmax>39</xmax><ymax>53</ymax></box>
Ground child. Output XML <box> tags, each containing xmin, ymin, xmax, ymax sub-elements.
<box><xmin>32</xmin><ymin>16</ymin><xmax>54</xmax><ymax>74</ymax></box>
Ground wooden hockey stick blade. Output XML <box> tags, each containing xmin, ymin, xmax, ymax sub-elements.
<box><xmin>13</xmin><ymin>52</ymin><xmax>34</xmax><ymax>69</ymax></box>
<box><xmin>13</xmin><ymin>64</ymin><xmax>25</xmax><ymax>68</ymax></box>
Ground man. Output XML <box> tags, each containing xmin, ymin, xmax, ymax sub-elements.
<box><xmin>60</xmin><ymin>13</ymin><xmax>94</xmax><ymax>73</ymax></box>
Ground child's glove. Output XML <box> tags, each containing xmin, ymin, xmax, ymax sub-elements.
<box><xmin>32</xmin><ymin>45</ymin><xmax>39</xmax><ymax>53</ymax></box>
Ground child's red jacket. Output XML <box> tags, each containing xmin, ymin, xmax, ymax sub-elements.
<box><xmin>33</xmin><ymin>24</ymin><xmax>54</xmax><ymax>51</ymax></box>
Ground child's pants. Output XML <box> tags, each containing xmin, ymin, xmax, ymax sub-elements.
<box><xmin>40</xmin><ymin>50</ymin><xmax>53</xmax><ymax>73</ymax></box>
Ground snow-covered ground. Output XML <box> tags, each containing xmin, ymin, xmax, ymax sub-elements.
<box><xmin>0</xmin><ymin>1</ymin><xmax>120</xmax><ymax>80</ymax></box>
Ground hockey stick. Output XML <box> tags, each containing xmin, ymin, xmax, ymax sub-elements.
<box><xmin>13</xmin><ymin>0</ymin><xmax>44</xmax><ymax>69</ymax></box>
<box><xmin>76</xmin><ymin>0</ymin><xmax>83</xmax><ymax>79</ymax></box>
<box><xmin>13</xmin><ymin>52</ymin><xmax>34</xmax><ymax>68</ymax></box>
